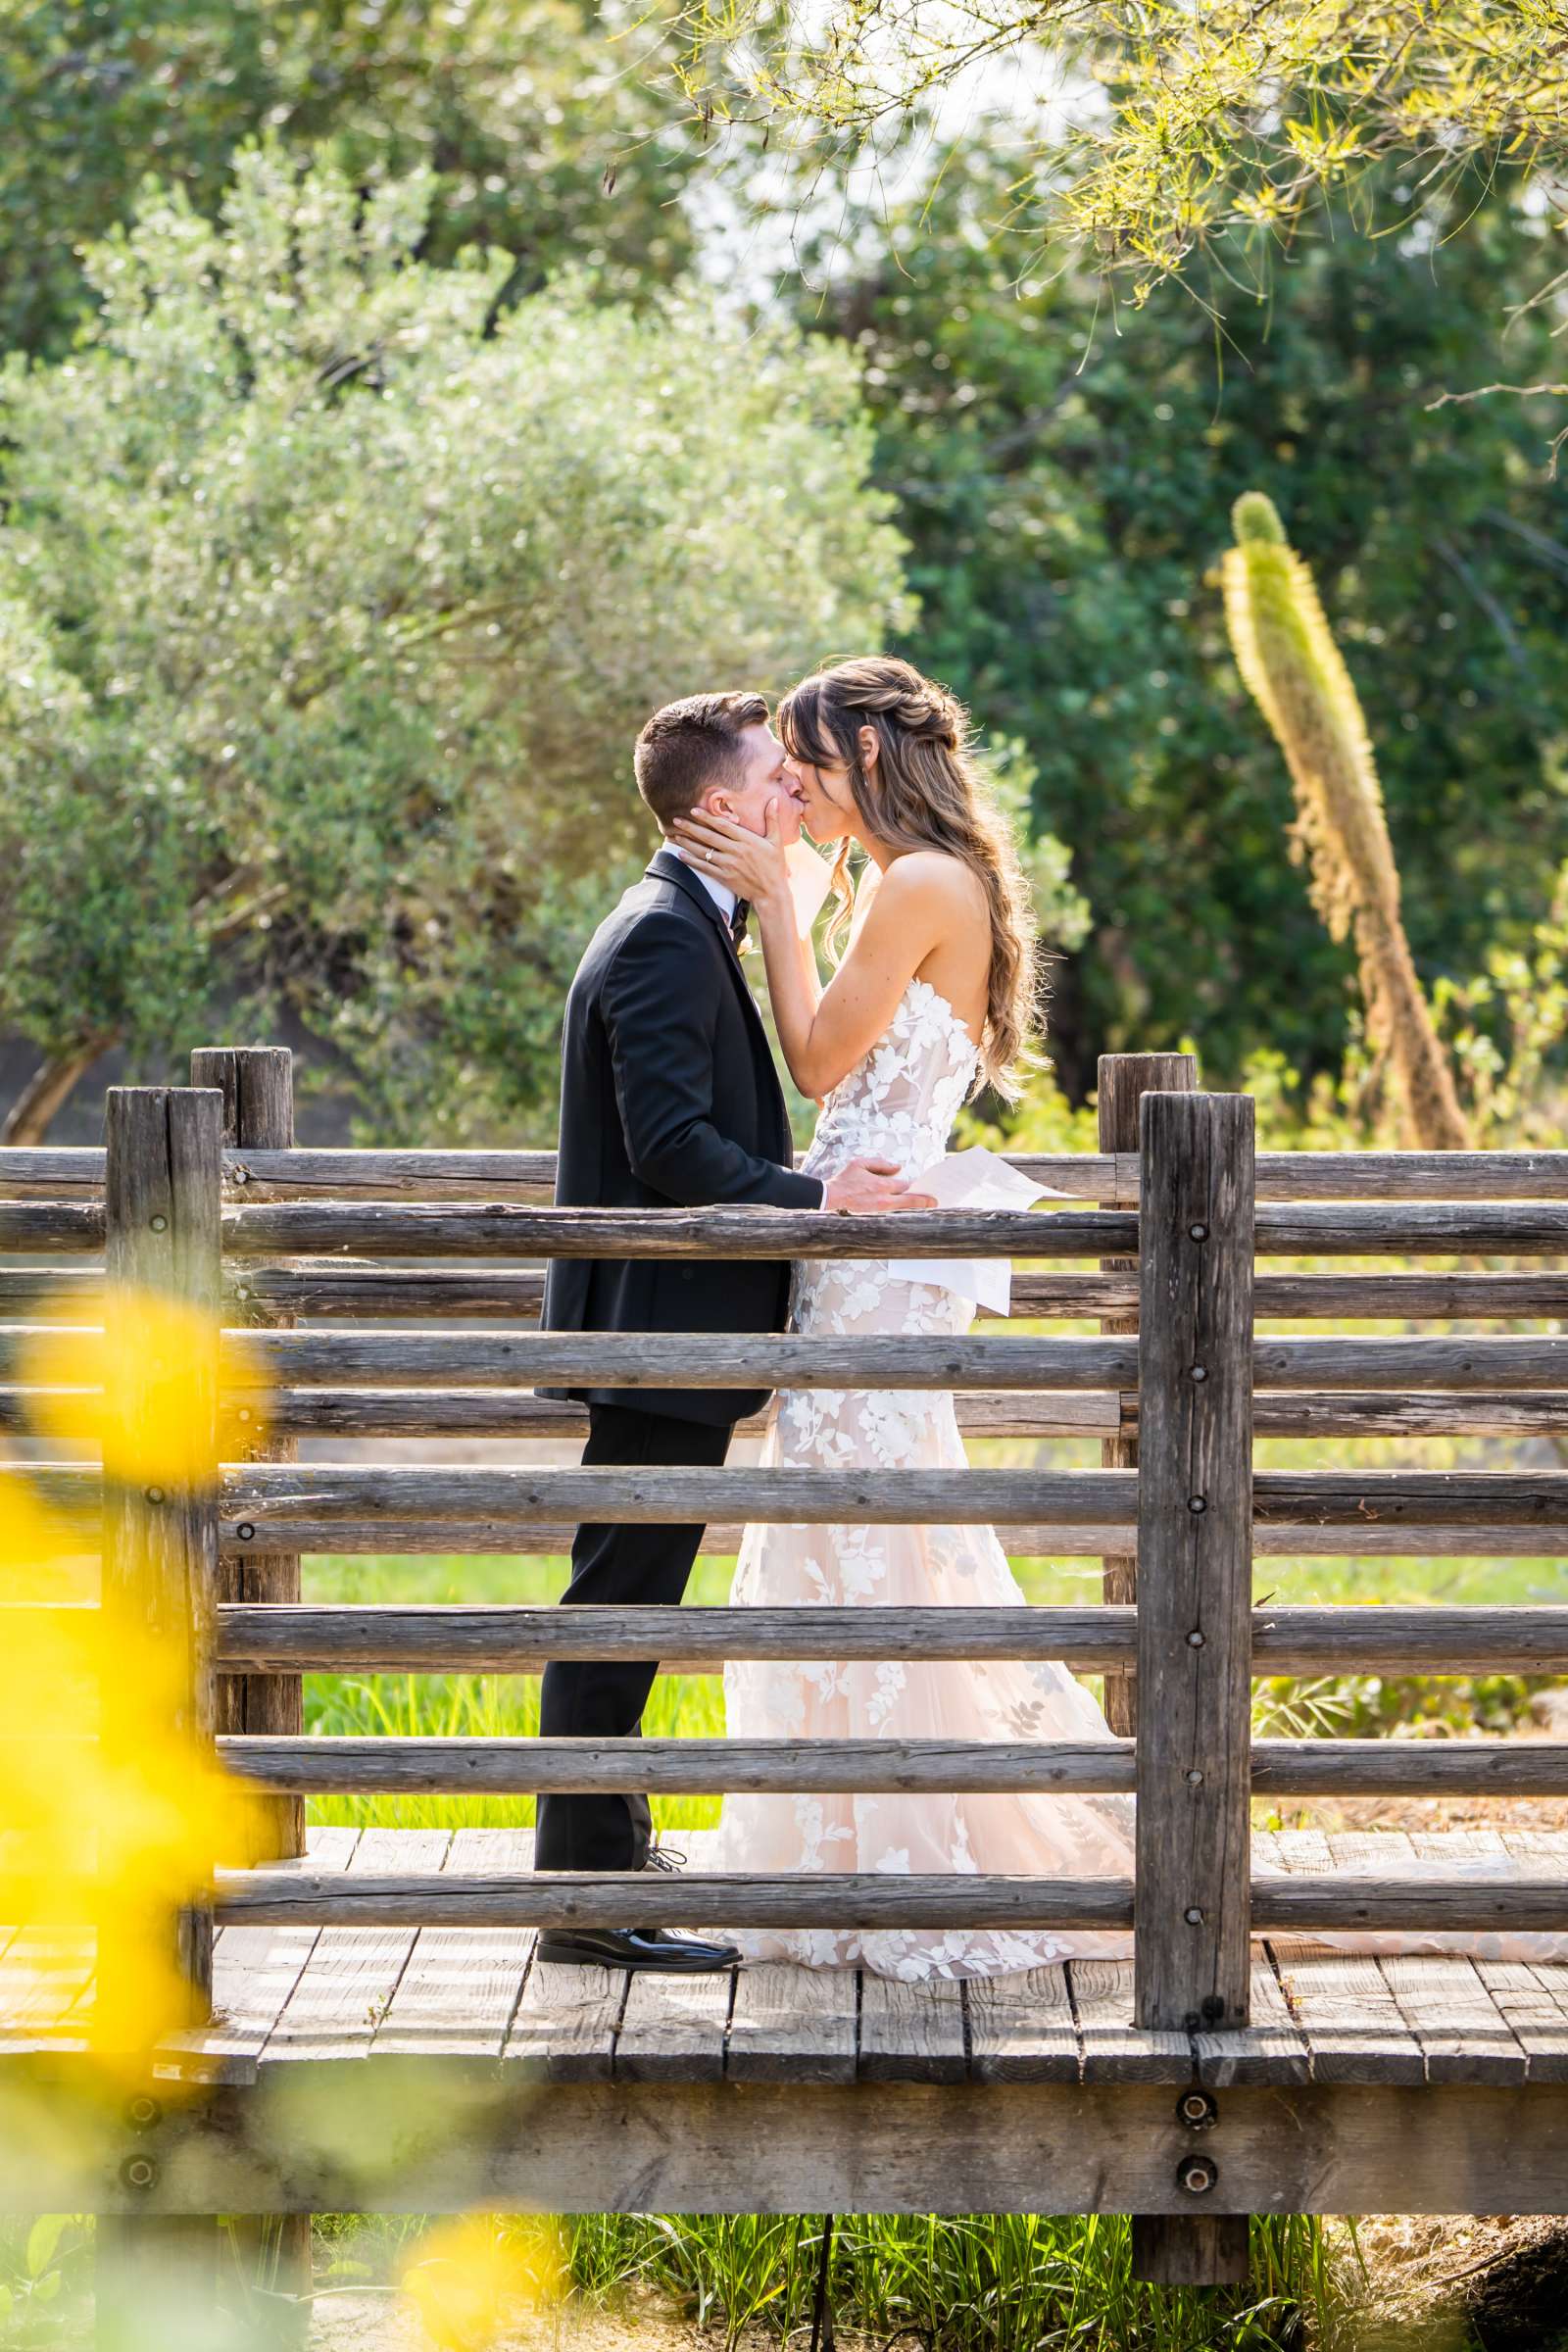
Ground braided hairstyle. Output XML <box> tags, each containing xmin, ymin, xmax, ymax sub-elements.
<box><xmin>777</xmin><ymin>655</ymin><xmax>1040</xmax><ymax>1099</ymax></box>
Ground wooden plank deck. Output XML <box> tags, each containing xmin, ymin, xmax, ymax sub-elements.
<box><xmin>8</xmin><ymin>1828</ymin><xmax>1568</xmax><ymax>2089</ymax></box>
<box><xmin>228</xmin><ymin>1824</ymin><xmax>1568</xmax><ymax>2087</ymax></box>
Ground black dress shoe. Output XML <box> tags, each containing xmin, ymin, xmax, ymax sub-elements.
<box><xmin>535</xmin><ymin>1926</ymin><xmax>741</xmax><ymax>1973</ymax></box>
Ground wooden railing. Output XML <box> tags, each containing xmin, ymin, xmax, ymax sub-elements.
<box><xmin>8</xmin><ymin>1051</ymin><xmax>1568</xmax><ymax>2030</ymax></box>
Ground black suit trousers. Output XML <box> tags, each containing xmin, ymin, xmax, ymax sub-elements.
<box><xmin>533</xmin><ymin>1401</ymin><xmax>733</xmax><ymax>1874</ymax></box>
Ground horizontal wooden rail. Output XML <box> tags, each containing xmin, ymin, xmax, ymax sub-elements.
<box><xmin>206</xmin><ymin>1600</ymin><xmax>1568</xmax><ymax>1677</ymax></box>
<box><xmin>212</xmin><ymin>1463</ymin><xmax>1568</xmax><ymax>1531</ymax></box>
<box><xmin>214</xmin><ymin>1732</ymin><xmax>1568</xmax><ymax>1796</ymax></box>
<box><xmin>0</xmin><ymin>1203</ymin><xmax>103</xmax><ymax>1254</ymax></box>
<box><xmin>217</xmin><ymin>1516</ymin><xmax>1568</xmax><ymax>1557</ymax></box>
<box><xmin>1248</xmin><ymin>1395</ymin><xmax>1568</xmax><ymax>1438</ymax></box>
<box><xmin>215</xmin><ymin>1199</ymin><xmax>1568</xmax><ymax>1261</ymax></box>
<box><xmin>230</xmin><ymin>1388</ymin><xmax>1124</xmax><ymax>1442</ymax></box>
<box><xmin>219</xmin><ymin>1465</ymin><xmax>1141</xmax><ymax>1526</ymax></box>
<box><xmin>17</xmin><ymin>1143</ymin><xmax>1568</xmax><ymax>1200</ymax></box>
<box><xmin>218</xmin><ymin>1264</ymin><xmax>1568</xmax><ymax>1323</ymax></box>
<box><xmin>11</xmin><ymin>1462</ymin><xmax>1565</xmax><ymax>1554</ymax></box>
<box><xmin>1250</xmin><ymin>1337</ymin><xmax>1568</xmax><ymax>1389</ymax></box>
<box><xmin>1254</xmin><ymin>1150</ymin><xmax>1568</xmax><ymax>1201</ymax></box>
<box><xmin>231</xmin><ymin>1331</ymin><xmax>1146</xmax><ymax>1391</ymax></box>
<box><xmin>218</xmin><ymin>1735</ymin><xmax>1136</xmax><ymax>1793</ymax></box>
<box><xmin>0</xmin><ymin>1255</ymin><xmax>1544</xmax><ymax>1328</ymax></box>
<box><xmin>193</xmin><ymin>1327</ymin><xmax>1568</xmax><ymax>1390</ymax></box>
<box><xmin>6</xmin><ymin>1458</ymin><xmax>1560</xmax><ymax>1552</ymax></box>
<box><xmin>0</xmin><ymin>1270</ymin><xmax>105</xmax><ymax>1319</ymax></box>
<box><xmin>14</xmin><ymin>1597</ymin><xmax>1568</xmax><ymax>1675</ymax></box>
<box><xmin>0</xmin><ymin>1327</ymin><xmax>1142</xmax><ymax>1398</ymax></box>
<box><xmin>1251</xmin><ymin>1273</ymin><xmax>1568</xmax><ymax>1321</ymax></box>
<box><xmin>212</xmin><ymin>1601</ymin><xmax>1141</xmax><ymax>1671</ymax></box>
<box><xmin>1250</xmin><ymin>1603</ymin><xmax>1568</xmax><ymax>1669</ymax></box>
<box><xmin>1251</xmin><ymin>1877</ymin><xmax>1568</xmax><ymax>1934</ymax></box>
<box><xmin>212</xmin><ymin>1388</ymin><xmax>1568</xmax><ymax>1442</ymax></box>
<box><xmin>228</xmin><ymin>1265</ymin><xmax>1153</xmax><ymax>1322</ymax></box>
<box><xmin>219</xmin><ymin>1203</ymin><xmax>1137</xmax><ymax>1260</ymax></box>
<box><xmin>208</xmin><ymin>1867</ymin><xmax>1568</xmax><ymax>1934</ymax></box>
<box><xmin>213</xmin><ymin>1869</ymin><xmax>1140</xmax><ymax>1931</ymax></box>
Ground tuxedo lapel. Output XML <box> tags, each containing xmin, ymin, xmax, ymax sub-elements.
<box><xmin>648</xmin><ymin>848</ymin><xmax>735</xmax><ymax>943</ymax></box>
<box><xmin>646</xmin><ymin>848</ymin><xmax>788</xmax><ymax>1126</ymax></box>
<box><xmin>649</xmin><ymin>848</ymin><xmax>757</xmax><ymax>999</ymax></box>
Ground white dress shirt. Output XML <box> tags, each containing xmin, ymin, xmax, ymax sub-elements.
<box><xmin>675</xmin><ymin>851</ymin><xmax>827</xmax><ymax>1209</ymax></box>
<box><xmin>681</xmin><ymin>857</ymin><xmax>737</xmax><ymax>925</ymax></box>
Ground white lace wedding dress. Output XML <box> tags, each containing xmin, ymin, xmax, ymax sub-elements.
<box><xmin>710</xmin><ymin>977</ymin><xmax>1138</xmax><ymax>1982</ymax></box>
<box><xmin>710</xmin><ymin>977</ymin><xmax>1568</xmax><ymax>1978</ymax></box>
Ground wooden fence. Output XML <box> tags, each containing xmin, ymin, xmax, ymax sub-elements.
<box><xmin>6</xmin><ymin>1048</ymin><xmax>1568</xmax><ymax>2295</ymax></box>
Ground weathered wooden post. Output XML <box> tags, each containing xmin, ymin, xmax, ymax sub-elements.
<box><xmin>1132</xmin><ymin>1088</ymin><xmax>1255</xmax><ymax>2287</ymax></box>
<box><xmin>192</xmin><ymin>1046</ymin><xmax>305</xmax><ymax>1862</ymax></box>
<box><xmin>96</xmin><ymin>1086</ymin><xmax>222</xmax><ymax>2337</ymax></box>
<box><xmin>192</xmin><ymin>1047</ymin><xmax>314</xmax><ymax>2344</ymax></box>
<box><xmin>1096</xmin><ymin>1053</ymin><xmax>1198</xmax><ymax>1736</ymax></box>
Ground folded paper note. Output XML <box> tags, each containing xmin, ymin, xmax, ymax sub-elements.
<box><xmin>888</xmin><ymin>1145</ymin><xmax>1068</xmax><ymax>1316</ymax></box>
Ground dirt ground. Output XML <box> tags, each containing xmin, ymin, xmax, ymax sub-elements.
<box><xmin>1325</xmin><ymin>2213</ymin><xmax>1568</xmax><ymax>2350</ymax></box>
<box><xmin>308</xmin><ymin>2282</ymin><xmax>701</xmax><ymax>2352</ymax></box>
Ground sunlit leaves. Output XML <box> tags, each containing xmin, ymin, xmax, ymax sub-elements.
<box><xmin>674</xmin><ymin>0</ymin><xmax>1568</xmax><ymax>295</ymax></box>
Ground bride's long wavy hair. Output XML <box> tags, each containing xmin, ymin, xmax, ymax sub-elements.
<box><xmin>777</xmin><ymin>656</ymin><xmax>1040</xmax><ymax>1099</ymax></box>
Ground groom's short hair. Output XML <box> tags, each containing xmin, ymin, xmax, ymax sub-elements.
<box><xmin>634</xmin><ymin>691</ymin><xmax>770</xmax><ymax>830</ymax></box>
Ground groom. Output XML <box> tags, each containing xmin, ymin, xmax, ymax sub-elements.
<box><xmin>533</xmin><ymin>689</ymin><xmax>923</xmax><ymax>1972</ymax></box>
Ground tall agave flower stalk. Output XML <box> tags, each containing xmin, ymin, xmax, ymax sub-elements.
<box><xmin>1223</xmin><ymin>491</ymin><xmax>1470</xmax><ymax>1151</ymax></box>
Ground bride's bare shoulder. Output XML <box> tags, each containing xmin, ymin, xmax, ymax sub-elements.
<box><xmin>880</xmin><ymin>849</ymin><xmax>988</xmax><ymax>916</ymax></box>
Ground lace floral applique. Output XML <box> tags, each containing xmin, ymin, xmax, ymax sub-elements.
<box><xmin>710</xmin><ymin>979</ymin><xmax>1141</xmax><ymax>1981</ymax></box>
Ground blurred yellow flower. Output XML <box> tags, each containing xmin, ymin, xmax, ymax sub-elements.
<box><xmin>18</xmin><ymin>1282</ymin><xmax>268</xmax><ymax>1482</ymax></box>
<box><xmin>401</xmin><ymin>2214</ymin><xmax>564</xmax><ymax>2351</ymax></box>
<box><xmin>0</xmin><ymin>1282</ymin><xmax>272</xmax><ymax>2090</ymax></box>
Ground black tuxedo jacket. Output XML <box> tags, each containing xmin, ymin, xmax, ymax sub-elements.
<box><xmin>539</xmin><ymin>847</ymin><xmax>823</xmax><ymax>1424</ymax></box>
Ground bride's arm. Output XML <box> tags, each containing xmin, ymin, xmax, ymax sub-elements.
<box><xmin>671</xmin><ymin>804</ymin><xmax>956</xmax><ymax>1098</ymax></box>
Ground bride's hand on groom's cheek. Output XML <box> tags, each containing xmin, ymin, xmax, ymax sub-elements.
<box><xmin>672</xmin><ymin>802</ymin><xmax>789</xmax><ymax>902</ymax></box>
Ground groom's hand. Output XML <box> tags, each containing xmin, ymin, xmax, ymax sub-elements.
<box><xmin>823</xmin><ymin>1157</ymin><xmax>937</xmax><ymax>1214</ymax></box>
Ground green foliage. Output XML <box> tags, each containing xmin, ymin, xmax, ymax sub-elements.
<box><xmin>805</xmin><ymin>154</ymin><xmax>1568</xmax><ymax>1095</ymax></box>
<box><xmin>0</xmin><ymin>149</ymin><xmax>907</xmax><ymax>1137</ymax></box>
<box><xmin>983</xmin><ymin>736</ymin><xmax>1094</xmax><ymax>956</ymax></box>
<box><xmin>0</xmin><ymin>2213</ymin><xmax>88</xmax><ymax>2341</ymax></box>
<box><xmin>0</xmin><ymin>0</ymin><xmax>696</xmax><ymax>360</ymax></box>
<box><xmin>676</xmin><ymin>0</ymin><xmax>1568</xmax><ymax>306</ymax></box>
<box><xmin>1437</xmin><ymin>851</ymin><xmax>1568</xmax><ymax>1144</ymax></box>
<box><xmin>1326</xmin><ymin>1672</ymin><xmax>1546</xmax><ymax>1741</ymax></box>
<box><xmin>1066</xmin><ymin>3</ymin><xmax>1568</xmax><ymax>297</ymax></box>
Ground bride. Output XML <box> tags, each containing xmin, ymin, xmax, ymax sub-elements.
<box><xmin>670</xmin><ymin>654</ymin><xmax>1137</xmax><ymax>1983</ymax></box>
<box><xmin>674</xmin><ymin>653</ymin><xmax>1568</xmax><ymax>1981</ymax></box>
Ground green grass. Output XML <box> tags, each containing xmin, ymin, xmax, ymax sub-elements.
<box><xmin>564</xmin><ymin>2209</ymin><xmax>1347</xmax><ymax>2350</ymax></box>
<box><xmin>0</xmin><ymin>2208</ymin><xmax>1361</xmax><ymax>2349</ymax></box>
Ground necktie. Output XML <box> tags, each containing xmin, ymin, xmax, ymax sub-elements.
<box><xmin>730</xmin><ymin>899</ymin><xmax>751</xmax><ymax>948</ymax></box>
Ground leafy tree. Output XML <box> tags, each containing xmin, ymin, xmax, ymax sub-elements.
<box><xmin>678</xmin><ymin>0</ymin><xmax>1568</xmax><ymax>298</ymax></box>
<box><xmin>803</xmin><ymin>152</ymin><xmax>1568</xmax><ymax>1095</ymax></box>
<box><xmin>0</xmin><ymin>150</ymin><xmax>908</xmax><ymax>1140</ymax></box>
<box><xmin>0</xmin><ymin>0</ymin><xmax>696</xmax><ymax>360</ymax></box>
